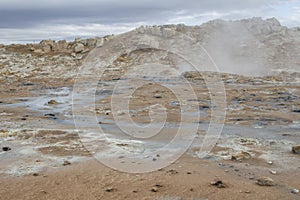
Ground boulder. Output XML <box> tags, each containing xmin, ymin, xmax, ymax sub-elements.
<box><xmin>256</xmin><ymin>177</ymin><xmax>275</xmax><ymax>186</ymax></box>
<box><xmin>231</xmin><ymin>151</ymin><xmax>252</xmax><ymax>161</ymax></box>
<box><xmin>42</xmin><ymin>45</ymin><xmax>52</xmax><ymax>53</ymax></box>
<box><xmin>74</xmin><ymin>43</ymin><xmax>85</xmax><ymax>53</ymax></box>
<box><xmin>52</xmin><ymin>40</ymin><xmax>68</xmax><ymax>51</ymax></box>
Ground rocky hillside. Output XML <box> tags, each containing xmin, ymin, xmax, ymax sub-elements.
<box><xmin>0</xmin><ymin>17</ymin><xmax>299</xmax><ymax>80</ymax></box>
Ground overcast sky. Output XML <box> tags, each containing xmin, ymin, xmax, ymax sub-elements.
<box><xmin>0</xmin><ymin>0</ymin><xmax>299</xmax><ymax>43</ymax></box>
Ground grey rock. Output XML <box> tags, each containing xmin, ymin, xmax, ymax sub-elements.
<box><xmin>256</xmin><ymin>177</ymin><xmax>275</xmax><ymax>186</ymax></box>
<box><xmin>74</xmin><ymin>43</ymin><xmax>85</xmax><ymax>53</ymax></box>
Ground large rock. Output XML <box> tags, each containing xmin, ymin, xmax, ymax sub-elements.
<box><xmin>42</xmin><ymin>45</ymin><xmax>52</xmax><ymax>53</ymax></box>
<box><xmin>52</xmin><ymin>40</ymin><xmax>68</xmax><ymax>51</ymax></box>
<box><xmin>74</xmin><ymin>43</ymin><xmax>85</xmax><ymax>53</ymax></box>
<box><xmin>40</xmin><ymin>40</ymin><xmax>55</xmax><ymax>47</ymax></box>
<box><xmin>256</xmin><ymin>177</ymin><xmax>275</xmax><ymax>186</ymax></box>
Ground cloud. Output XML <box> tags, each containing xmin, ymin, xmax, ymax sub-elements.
<box><xmin>0</xmin><ymin>0</ymin><xmax>299</xmax><ymax>43</ymax></box>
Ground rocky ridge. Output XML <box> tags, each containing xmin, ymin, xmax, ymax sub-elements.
<box><xmin>0</xmin><ymin>17</ymin><xmax>300</xmax><ymax>80</ymax></box>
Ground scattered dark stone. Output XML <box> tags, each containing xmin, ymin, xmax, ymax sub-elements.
<box><xmin>45</xmin><ymin>113</ymin><xmax>56</xmax><ymax>117</ymax></box>
<box><xmin>105</xmin><ymin>187</ymin><xmax>117</xmax><ymax>192</ymax></box>
<box><xmin>22</xmin><ymin>83</ymin><xmax>34</xmax><ymax>86</ymax></box>
<box><xmin>199</xmin><ymin>105</ymin><xmax>210</xmax><ymax>109</ymax></box>
<box><xmin>48</xmin><ymin>100</ymin><xmax>58</xmax><ymax>105</ymax></box>
<box><xmin>282</xmin><ymin>133</ymin><xmax>291</xmax><ymax>136</ymax></box>
<box><xmin>166</xmin><ymin>169</ymin><xmax>178</xmax><ymax>175</ymax></box>
<box><xmin>154</xmin><ymin>93</ymin><xmax>162</xmax><ymax>98</ymax></box>
<box><xmin>2</xmin><ymin>147</ymin><xmax>11</xmax><ymax>151</ymax></box>
<box><xmin>210</xmin><ymin>179</ymin><xmax>227</xmax><ymax>188</ymax></box>
<box><xmin>44</xmin><ymin>113</ymin><xmax>57</xmax><ymax>120</ymax></box>
<box><xmin>63</xmin><ymin>160</ymin><xmax>71</xmax><ymax>166</ymax></box>
<box><xmin>187</xmin><ymin>172</ymin><xmax>192</xmax><ymax>175</ymax></box>
<box><xmin>21</xmin><ymin>117</ymin><xmax>27</xmax><ymax>121</ymax></box>
<box><xmin>32</xmin><ymin>173</ymin><xmax>39</xmax><ymax>176</ymax></box>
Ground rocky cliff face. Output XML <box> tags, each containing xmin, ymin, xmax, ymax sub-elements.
<box><xmin>0</xmin><ymin>17</ymin><xmax>299</xmax><ymax>80</ymax></box>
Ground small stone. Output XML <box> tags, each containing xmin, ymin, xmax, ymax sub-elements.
<box><xmin>48</xmin><ymin>100</ymin><xmax>58</xmax><ymax>105</ymax></box>
<box><xmin>292</xmin><ymin>146</ymin><xmax>300</xmax><ymax>154</ymax></box>
<box><xmin>267</xmin><ymin>161</ymin><xmax>273</xmax><ymax>165</ymax></box>
<box><xmin>63</xmin><ymin>160</ymin><xmax>71</xmax><ymax>166</ymax></box>
<box><xmin>2</xmin><ymin>147</ymin><xmax>11</xmax><ymax>151</ymax></box>
<box><xmin>32</xmin><ymin>173</ymin><xmax>39</xmax><ymax>176</ymax></box>
<box><xmin>151</xmin><ymin>186</ymin><xmax>159</xmax><ymax>192</ymax></box>
<box><xmin>154</xmin><ymin>93</ymin><xmax>162</xmax><ymax>98</ymax></box>
<box><xmin>210</xmin><ymin>179</ymin><xmax>227</xmax><ymax>188</ymax></box>
<box><xmin>166</xmin><ymin>169</ymin><xmax>178</xmax><ymax>175</ymax></box>
<box><xmin>232</xmin><ymin>151</ymin><xmax>252</xmax><ymax>161</ymax></box>
<box><xmin>292</xmin><ymin>189</ymin><xmax>299</xmax><ymax>194</ymax></box>
<box><xmin>269</xmin><ymin>170</ymin><xmax>277</xmax><ymax>175</ymax></box>
<box><xmin>256</xmin><ymin>177</ymin><xmax>275</xmax><ymax>186</ymax></box>
<box><xmin>105</xmin><ymin>187</ymin><xmax>117</xmax><ymax>192</ymax></box>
